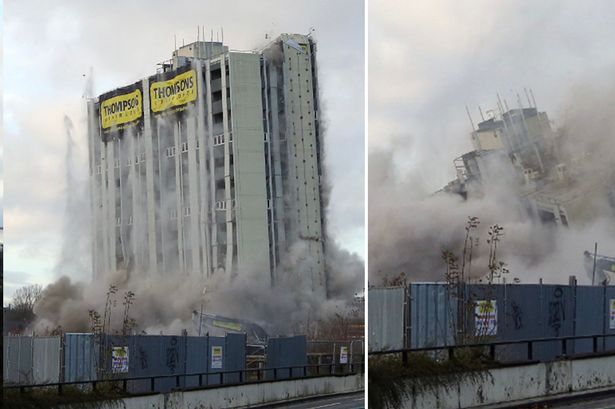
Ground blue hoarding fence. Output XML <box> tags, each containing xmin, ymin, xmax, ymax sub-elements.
<box><xmin>404</xmin><ymin>282</ymin><xmax>615</xmax><ymax>361</ymax></box>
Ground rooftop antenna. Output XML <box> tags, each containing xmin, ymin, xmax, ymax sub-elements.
<box><xmin>517</xmin><ymin>92</ymin><xmax>545</xmax><ymax>173</ymax></box>
<box><xmin>197</xmin><ymin>26</ymin><xmax>200</xmax><ymax>42</ymax></box>
<box><xmin>465</xmin><ymin>106</ymin><xmax>476</xmax><ymax>131</ymax></box>
<box><xmin>497</xmin><ymin>93</ymin><xmax>514</xmax><ymax>153</ymax></box>
<box><xmin>478</xmin><ymin>105</ymin><xmax>485</xmax><ymax>121</ymax></box>
<box><xmin>496</xmin><ymin>93</ymin><xmax>505</xmax><ymax>116</ymax></box>
<box><xmin>174</xmin><ymin>35</ymin><xmax>177</xmax><ymax>56</ymax></box>
<box><xmin>221</xmin><ymin>27</ymin><xmax>224</xmax><ymax>44</ymax></box>
<box><xmin>211</xmin><ymin>29</ymin><xmax>213</xmax><ymax>43</ymax></box>
<box><xmin>524</xmin><ymin>88</ymin><xmax>533</xmax><ymax>108</ymax></box>
<box><xmin>529</xmin><ymin>89</ymin><xmax>537</xmax><ymax>108</ymax></box>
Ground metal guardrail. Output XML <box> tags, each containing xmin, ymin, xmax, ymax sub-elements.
<box><xmin>3</xmin><ymin>363</ymin><xmax>364</xmax><ymax>395</ymax></box>
<box><xmin>369</xmin><ymin>334</ymin><xmax>615</xmax><ymax>365</ymax></box>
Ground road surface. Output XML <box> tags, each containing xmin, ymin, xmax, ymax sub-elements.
<box><xmin>258</xmin><ymin>391</ymin><xmax>365</xmax><ymax>408</ymax></box>
<box><xmin>547</xmin><ymin>393</ymin><xmax>615</xmax><ymax>409</ymax></box>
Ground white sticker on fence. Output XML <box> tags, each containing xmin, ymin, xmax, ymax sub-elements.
<box><xmin>340</xmin><ymin>346</ymin><xmax>349</xmax><ymax>364</ymax></box>
<box><xmin>112</xmin><ymin>346</ymin><xmax>129</xmax><ymax>373</ymax></box>
<box><xmin>211</xmin><ymin>346</ymin><xmax>223</xmax><ymax>369</ymax></box>
<box><xmin>475</xmin><ymin>300</ymin><xmax>497</xmax><ymax>336</ymax></box>
<box><xmin>610</xmin><ymin>299</ymin><xmax>615</xmax><ymax>330</ymax></box>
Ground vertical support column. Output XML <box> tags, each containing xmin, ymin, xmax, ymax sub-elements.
<box><xmin>268</xmin><ymin>66</ymin><xmax>286</xmax><ymax>273</ymax></box>
<box><xmin>116</xmin><ymin>138</ymin><xmax>127</xmax><ymax>270</ymax></box>
<box><xmin>206</xmin><ymin>60</ymin><xmax>218</xmax><ymax>271</ymax></box>
<box><xmin>281</xmin><ymin>48</ymin><xmax>298</xmax><ymax>255</ymax></box>
<box><xmin>129</xmin><ymin>128</ymin><xmax>139</xmax><ymax>271</ymax></box>
<box><xmin>174</xmin><ymin>123</ymin><xmax>185</xmax><ymax>274</ymax></box>
<box><xmin>142</xmin><ymin>78</ymin><xmax>158</xmax><ymax>274</ymax></box>
<box><xmin>106</xmin><ymin>139</ymin><xmax>116</xmax><ymax>273</ymax></box>
<box><xmin>262</xmin><ymin>58</ymin><xmax>278</xmax><ymax>284</ymax></box>
<box><xmin>220</xmin><ymin>56</ymin><xmax>234</xmax><ymax>273</ymax></box>
<box><xmin>196</xmin><ymin>61</ymin><xmax>212</xmax><ymax>277</ymax></box>
<box><xmin>186</xmin><ymin>112</ymin><xmax>202</xmax><ymax>274</ymax></box>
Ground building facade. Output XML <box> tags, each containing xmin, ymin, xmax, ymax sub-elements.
<box><xmin>443</xmin><ymin>103</ymin><xmax>615</xmax><ymax>227</ymax></box>
<box><xmin>88</xmin><ymin>34</ymin><xmax>327</xmax><ymax>298</ymax></box>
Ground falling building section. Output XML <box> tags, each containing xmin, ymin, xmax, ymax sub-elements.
<box><xmin>88</xmin><ymin>34</ymin><xmax>327</xmax><ymax>299</ymax></box>
<box><xmin>442</xmin><ymin>98</ymin><xmax>615</xmax><ymax>228</ymax></box>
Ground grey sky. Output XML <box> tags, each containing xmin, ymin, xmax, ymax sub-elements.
<box><xmin>3</xmin><ymin>0</ymin><xmax>365</xmax><ymax>304</ymax></box>
<box><xmin>370</xmin><ymin>0</ymin><xmax>615</xmax><ymax>189</ymax></box>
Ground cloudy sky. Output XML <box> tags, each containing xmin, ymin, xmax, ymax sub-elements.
<box><xmin>370</xmin><ymin>0</ymin><xmax>615</xmax><ymax>190</ymax></box>
<box><xmin>368</xmin><ymin>0</ymin><xmax>615</xmax><ymax>282</ymax></box>
<box><xmin>3</xmin><ymin>0</ymin><xmax>365</xmax><ymax>305</ymax></box>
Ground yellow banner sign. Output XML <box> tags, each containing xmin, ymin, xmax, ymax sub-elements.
<box><xmin>150</xmin><ymin>69</ymin><xmax>197</xmax><ymax>113</ymax></box>
<box><xmin>212</xmin><ymin>320</ymin><xmax>242</xmax><ymax>332</ymax></box>
<box><xmin>100</xmin><ymin>89</ymin><xmax>142</xmax><ymax>130</ymax></box>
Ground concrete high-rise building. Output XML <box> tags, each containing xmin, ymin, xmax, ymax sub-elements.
<box><xmin>442</xmin><ymin>102</ymin><xmax>615</xmax><ymax>227</ymax></box>
<box><xmin>88</xmin><ymin>34</ymin><xmax>327</xmax><ymax>298</ymax></box>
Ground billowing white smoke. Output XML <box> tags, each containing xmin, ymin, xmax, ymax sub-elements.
<box><xmin>369</xmin><ymin>84</ymin><xmax>615</xmax><ymax>286</ymax></box>
<box><xmin>54</xmin><ymin>116</ymin><xmax>90</xmax><ymax>279</ymax></box>
<box><xmin>34</xmin><ymin>244</ymin><xmax>361</xmax><ymax>336</ymax></box>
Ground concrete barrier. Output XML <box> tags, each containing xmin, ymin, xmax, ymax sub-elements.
<box><xmin>395</xmin><ymin>354</ymin><xmax>615</xmax><ymax>409</ymax></box>
<box><xmin>57</xmin><ymin>373</ymin><xmax>363</xmax><ymax>409</ymax></box>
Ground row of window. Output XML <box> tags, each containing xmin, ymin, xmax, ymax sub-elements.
<box><xmin>96</xmin><ymin>153</ymin><xmax>147</xmax><ymax>174</ymax></box>
<box><xmin>215</xmin><ymin>200</ymin><xmax>236</xmax><ymax>211</ymax></box>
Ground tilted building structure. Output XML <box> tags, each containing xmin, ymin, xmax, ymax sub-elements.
<box><xmin>88</xmin><ymin>34</ymin><xmax>328</xmax><ymax>298</ymax></box>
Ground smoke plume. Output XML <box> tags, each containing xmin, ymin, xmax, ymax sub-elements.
<box><xmin>369</xmin><ymin>83</ymin><xmax>615</xmax><ymax>286</ymax></box>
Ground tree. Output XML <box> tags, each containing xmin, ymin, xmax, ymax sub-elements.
<box><xmin>12</xmin><ymin>284</ymin><xmax>43</xmax><ymax>314</ymax></box>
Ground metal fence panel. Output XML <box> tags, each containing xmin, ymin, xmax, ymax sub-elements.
<box><xmin>410</xmin><ymin>283</ymin><xmax>456</xmax><ymax>349</ymax></box>
<box><xmin>205</xmin><ymin>336</ymin><xmax>226</xmax><ymax>385</ymax></box>
<box><xmin>109</xmin><ymin>335</ymin><xmax>188</xmax><ymax>393</ymax></box>
<box><xmin>224</xmin><ymin>333</ymin><xmax>246</xmax><ymax>383</ymax></box>
<box><xmin>185</xmin><ymin>336</ymin><xmax>208</xmax><ymax>388</ymax></box>
<box><xmin>605</xmin><ymin>286</ymin><xmax>615</xmax><ymax>351</ymax></box>
<box><xmin>402</xmin><ymin>283</ymin><xmax>615</xmax><ymax>362</ymax></box>
<box><xmin>572</xmin><ymin>286</ymin><xmax>604</xmax><ymax>355</ymax></box>
<box><xmin>64</xmin><ymin>333</ymin><xmax>99</xmax><ymax>383</ymax></box>
<box><xmin>3</xmin><ymin>336</ymin><xmax>33</xmax><ymax>384</ymax></box>
<box><xmin>368</xmin><ymin>287</ymin><xmax>405</xmax><ymax>351</ymax></box>
<box><xmin>266</xmin><ymin>336</ymin><xmax>307</xmax><ymax>379</ymax></box>
<box><xmin>32</xmin><ymin>337</ymin><xmax>61</xmax><ymax>384</ymax></box>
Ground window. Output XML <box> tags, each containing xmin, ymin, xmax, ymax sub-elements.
<box><xmin>215</xmin><ymin>200</ymin><xmax>235</xmax><ymax>211</ymax></box>
<box><xmin>213</xmin><ymin>134</ymin><xmax>225</xmax><ymax>145</ymax></box>
<box><xmin>166</xmin><ymin>146</ymin><xmax>176</xmax><ymax>157</ymax></box>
